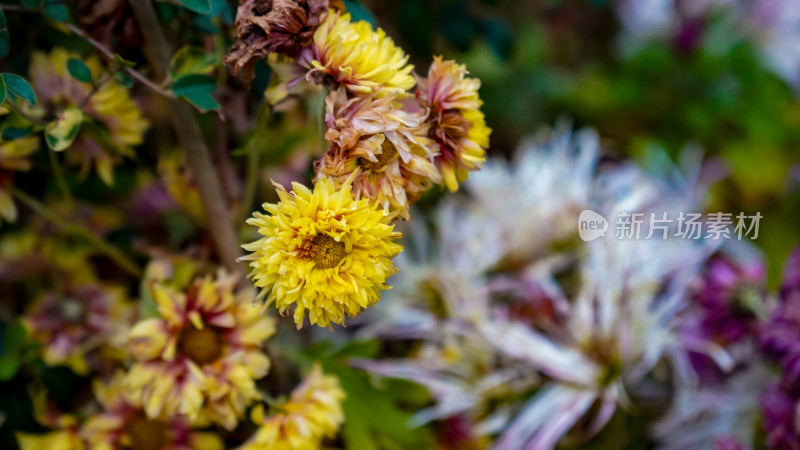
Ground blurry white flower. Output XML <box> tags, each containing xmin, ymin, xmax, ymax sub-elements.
<box><xmin>651</xmin><ymin>363</ymin><xmax>774</xmax><ymax>449</ymax></box>
<box><xmin>359</xmin><ymin>125</ymin><xmax>728</xmax><ymax>449</ymax></box>
<box><xmin>748</xmin><ymin>0</ymin><xmax>800</xmax><ymax>90</ymax></box>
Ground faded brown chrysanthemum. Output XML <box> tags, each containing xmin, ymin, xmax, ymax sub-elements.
<box><xmin>314</xmin><ymin>88</ymin><xmax>440</xmax><ymax>218</ymax></box>
<box><xmin>416</xmin><ymin>57</ymin><xmax>491</xmax><ymax>191</ymax></box>
<box><xmin>226</xmin><ymin>0</ymin><xmax>341</xmax><ymax>83</ymax></box>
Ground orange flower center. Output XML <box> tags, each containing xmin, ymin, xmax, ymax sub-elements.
<box><xmin>437</xmin><ymin>109</ymin><xmax>471</xmax><ymax>143</ymax></box>
<box><xmin>125</xmin><ymin>413</ymin><xmax>171</xmax><ymax>450</ymax></box>
<box><xmin>308</xmin><ymin>234</ymin><xmax>346</xmax><ymax>269</ymax></box>
<box><xmin>178</xmin><ymin>326</ymin><xmax>223</xmax><ymax>366</ymax></box>
<box><xmin>359</xmin><ymin>139</ymin><xmax>398</xmax><ymax>171</ymax></box>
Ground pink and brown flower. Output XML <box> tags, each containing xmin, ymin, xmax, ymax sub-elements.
<box><xmin>314</xmin><ymin>88</ymin><xmax>440</xmax><ymax>218</ymax></box>
<box><xmin>24</xmin><ymin>283</ymin><xmax>132</xmax><ymax>375</ymax></box>
<box><xmin>83</xmin><ymin>371</ymin><xmax>223</xmax><ymax>450</ymax></box>
<box><xmin>416</xmin><ymin>57</ymin><xmax>491</xmax><ymax>191</ymax></box>
<box><xmin>124</xmin><ymin>271</ymin><xmax>275</xmax><ymax>430</ymax></box>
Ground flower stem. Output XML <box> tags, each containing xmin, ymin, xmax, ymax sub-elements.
<box><xmin>46</xmin><ymin>149</ymin><xmax>74</xmax><ymax>208</ymax></box>
<box><xmin>128</xmin><ymin>0</ymin><xmax>242</xmax><ymax>274</ymax></box>
<box><xmin>238</xmin><ymin>103</ymin><xmax>272</xmax><ymax>224</ymax></box>
<box><xmin>10</xmin><ymin>186</ymin><xmax>142</xmax><ymax>277</ymax></box>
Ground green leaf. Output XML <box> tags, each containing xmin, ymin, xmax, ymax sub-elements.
<box><xmin>67</xmin><ymin>58</ymin><xmax>93</xmax><ymax>83</ymax></box>
<box><xmin>20</xmin><ymin>0</ymin><xmax>44</xmax><ymax>9</ymax></box>
<box><xmin>45</xmin><ymin>107</ymin><xmax>83</xmax><ymax>151</ymax></box>
<box><xmin>171</xmin><ymin>74</ymin><xmax>220</xmax><ymax>111</ymax></box>
<box><xmin>192</xmin><ymin>14</ymin><xmax>218</xmax><ymax>34</ymax></box>
<box><xmin>343</xmin><ymin>0</ymin><xmax>376</xmax><ymax>26</ymax></box>
<box><xmin>0</xmin><ymin>9</ymin><xmax>9</xmax><ymax>59</ymax></box>
<box><xmin>43</xmin><ymin>1</ymin><xmax>68</xmax><ymax>22</ymax></box>
<box><xmin>113</xmin><ymin>70</ymin><xmax>133</xmax><ymax>87</ymax></box>
<box><xmin>169</xmin><ymin>46</ymin><xmax>218</xmax><ymax>78</ymax></box>
<box><xmin>294</xmin><ymin>341</ymin><xmax>435</xmax><ymax>450</ymax></box>
<box><xmin>0</xmin><ymin>355</ymin><xmax>20</xmax><ymax>381</ymax></box>
<box><xmin>4</xmin><ymin>322</ymin><xmax>27</xmax><ymax>354</ymax></box>
<box><xmin>176</xmin><ymin>0</ymin><xmax>212</xmax><ymax>15</ymax></box>
<box><xmin>2</xmin><ymin>74</ymin><xmax>36</xmax><ymax>106</ymax></box>
<box><xmin>2</xmin><ymin>127</ymin><xmax>31</xmax><ymax>140</ymax></box>
<box><xmin>0</xmin><ymin>76</ymin><xmax>6</xmax><ymax>104</ymax></box>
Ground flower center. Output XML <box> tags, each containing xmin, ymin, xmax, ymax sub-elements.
<box><xmin>437</xmin><ymin>109</ymin><xmax>471</xmax><ymax>143</ymax></box>
<box><xmin>310</xmin><ymin>234</ymin><xmax>346</xmax><ymax>269</ymax></box>
<box><xmin>251</xmin><ymin>0</ymin><xmax>272</xmax><ymax>15</ymax></box>
<box><xmin>358</xmin><ymin>139</ymin><xmax>398</xmax><ymax>171</ymax></box>
<box><xmin>124</xmin><ymin>414</ymin><xmax>170</xmax><ymax>450</ymax></box>
<box><xmin>178</xmin><ymin>326</ymin><xmax>223</xmax><ymax>366</ymax></box>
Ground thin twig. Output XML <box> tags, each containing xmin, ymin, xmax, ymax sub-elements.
<box><xmin>10</xmin><ymin>186</ymin><xmax>143</xmax><ymax>277</ymax></box>
<box><xmin>128</xmin><ymin>0</ymin><xmax>242</xmax><ymax>274</ymax></box>
<box><xmin>78</xmin><ymin>73</ymin><xmax>112</xmax><ymax>109</ymax></box>
<box><xmin>63</xmin><ymin>23</ymin><xmax>175</xmax><ymax>100</ymax></box>
<box><xmin>0</xmin><ymin>5</ymin><xmax>25</xmax><ymax>12</ymax></box>
<box><xmin>1</xmin><ymin>7</ymin><xmax>174</xmax><ymax>99</ymax></box>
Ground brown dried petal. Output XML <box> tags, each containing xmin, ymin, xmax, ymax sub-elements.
<box><xmin>225</xmin><ymin>0</ymin><xmax>341</xmax><ymax>83</ymax></box>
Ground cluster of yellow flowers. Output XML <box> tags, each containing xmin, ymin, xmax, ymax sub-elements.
<box><xmin>17</xmin><ymin>269</ymin><xmax>346</xmax><ymax>450</ymax></box>
<box><xmin>240</xmin><ymin>8</ymin><xmax>491</xmax><ymax>329</ymax></box>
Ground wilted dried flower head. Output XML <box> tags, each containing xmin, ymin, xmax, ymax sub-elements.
<box><xmin>314</xmin><ymin>88</ymin><xmax>440</xmax><ymax>218</ymax></box>
<box><xmin>299</xmin><ymin>10</ymin><xmax>415</xmax><ymax>96</ymax></box>
<box><xmin>239</xmin><ymin>364</ymin><xmax>345</xmax><ymax>450</ymax></box>
<box><xmin>417</xmin><ymin>56</ymin><xmax>491</xmax><ymax>191</ymax></box>
<box><xmin>242</xmin><ymin>177</ymin><xmax>402</xmax><ymax>328</ymax></box>
<box><xmin>124</xmin><ymin>271</ymin><xmax>275</xmax><ymax>430</ymax></box>
<box><xmin>226</xmin><ymin>0</ymin><xmax>340</xmax><ymax>83</ymax></box>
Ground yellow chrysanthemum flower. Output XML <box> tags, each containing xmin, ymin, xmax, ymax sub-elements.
<box><xmin>242</xmin><ymin>177</ymin><xmax>402</xmax><ymax>328</ymax></box>
<box><xmin>299</xmin><ymin>10</ymin><xmax>415</xmax><ymax>96</ymax></box>
<box><xmin>315</xmin><ymin>88</ymin><xmax>440</xmax><ymax>219</ymax></box>
<box><xmin>0</xmin><ymin>135</ymin><xmax>39</xmax><ymax>224</ymax></box>
<box><xmin>17</xmin><ymin>423</ymin><xmax>84</xmax><ymax>450</ymax></box>
<box><xmin>416</xmin><ymin>56</ymin><xmax>491</xmax><ymax>191</ymax></box>
<box><xmin>239</xmin><ymin>364</ymin><xmax>345</xmax><ymax>450</ymax></box>
<box><xmin>83</xmin><ymin>371</ymin><xmax>223</xmax><ymax>450</ymax></box>
<box><xmin>29</xmin><ymin>48</ymin><xmax>149</xmax><ymax>185</ymax></box>
<box><xmin>124</xmin><ymin>271</ymin><xmax>275</xmax><ymax>430</ymax></box>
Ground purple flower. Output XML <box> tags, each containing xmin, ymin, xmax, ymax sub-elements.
<box><xmin>684</xmin><ymin>253</ymin><xmax>765</xmax><ymax>382</ymax></box>
<box><xmin>760</xmin><ymin>248</ymin><xmax>800</xmax><ymax>394</ymax></box>
<box><xmin>713</xmin><ymin>435</ymin><xmax>753</xmax><ymax>450</ymax></box>
<box><xmin>694</xmin><ymin>255</ymin><xmax>765</xmax><ymax>342</ymax></box>
<box><xmin>762</xmin><ymin>384</ymin><xmax>800</xmax><ymax>450</ymax></box>
<box><xmin>127</xmin><ymin>181</ymin><xmax>177</xmax><ymax>227</ymax></box>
